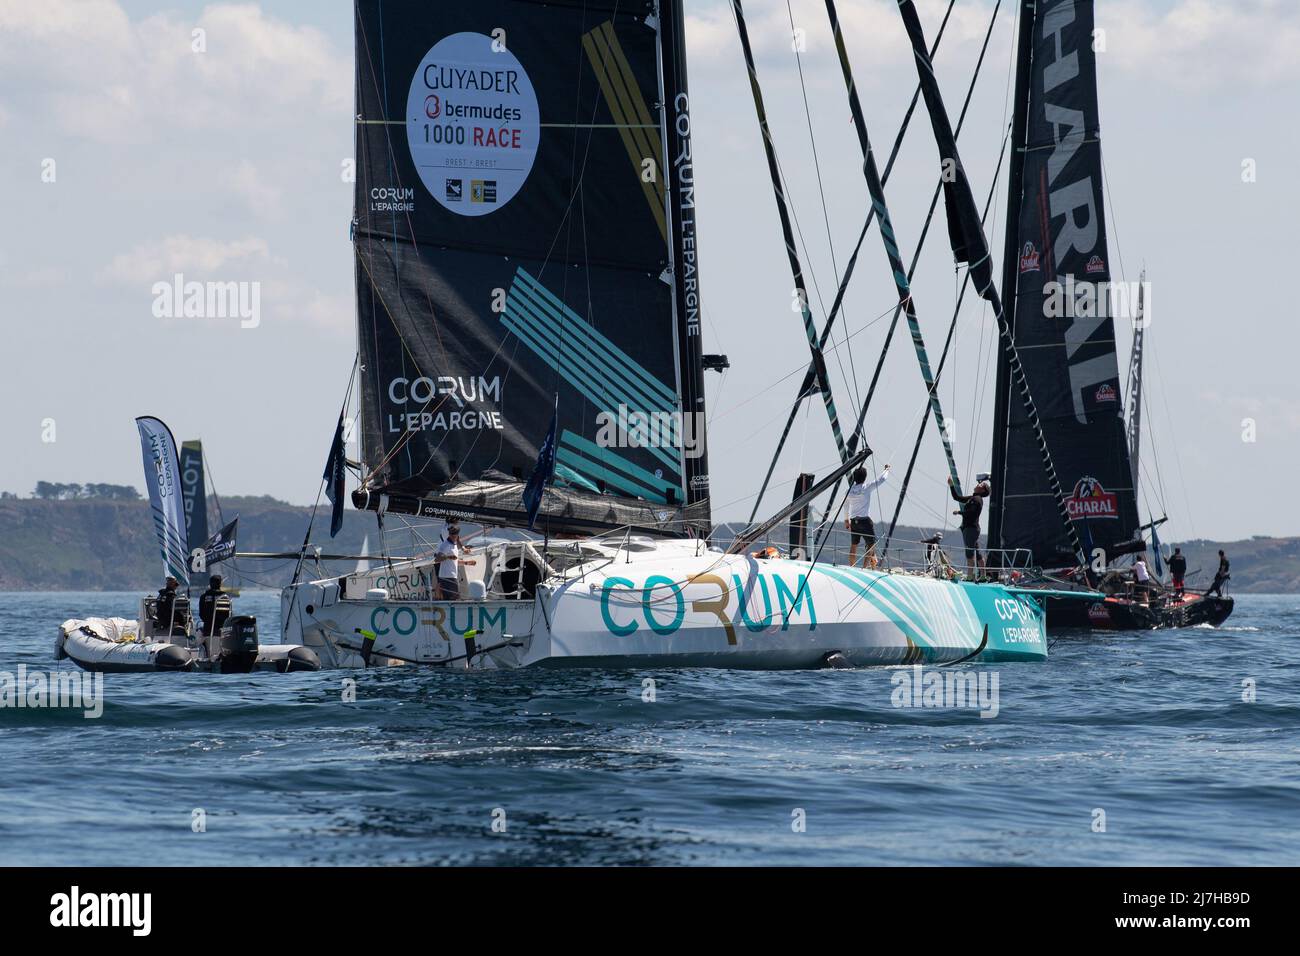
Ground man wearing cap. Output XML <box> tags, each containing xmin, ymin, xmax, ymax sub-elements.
<box><xmin>199</xmin><ymin>574</ymin><xmax>232</xmax><ymax>637</ymax></box>
<box><xmin>154</xmin><ymin>575</ymin><xmax>189</xmax><ymax>636</ymax></box>
<box><xmin>434</xmin><ymin>525</ymin><xmax>476</xmax><ymax>600</ymax></box>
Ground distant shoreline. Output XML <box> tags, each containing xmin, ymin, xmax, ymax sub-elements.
<box><xmin>1</xmin><ymin>496</ymin><xmax>1294</xmax><ymax>593</ymax></box>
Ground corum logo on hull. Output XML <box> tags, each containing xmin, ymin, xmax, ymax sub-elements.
<box><xmin>1065</xmin><ymin>476</ymin><xmax>1119</xmax><ymax>519</ymax></box>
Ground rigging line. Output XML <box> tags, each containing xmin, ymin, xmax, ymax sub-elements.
<box><xmin>199</xmin><ymin>444</ymin><xmax>241</xmax><ymax>588</ymax></box>
<box><xmin>785</xmin><ymin>0</ymin><xmax>861</xmax><ymax>412</ymax></box>
<box><xmin>773</xmin><ymin>137</ymin><xmax>837</xmax><ymax>402</ymax></box>
<box><xmin>746</xmin><ymin>0</ymin><xmax>959</xmax><ymax>525</ymax></box>
<box><xmin>711</xmin><ymin>296</ymin><xmax>900</xmax><ymax>422</ymax></box>
<box><xmin>813</xmin><ymin>0</ymin><xmax>1004</xmax><ymax>549</ymax></box>
<box><xmin>283</xmin><ymin>360</ymin><xmax>360</xmax><ymax>633</ymax></box>
<box><xmin>730</xmin><ymin>0</ymin><xmax>850</xmax><ymax>472</ymax></box>
<box><xmin>824</xmin><ymin>0</ymin><xmax>985</xmax><ymax>497</ymax></box>
<box><xmin>896</xmin><ymin>0</ymin><xmax>1088</xmax><ymax>566</ymax></box>
<box><xmin>881</xmin><ymin>126</ymin><xmax>1008</xmax><ymax>558</ymax></box>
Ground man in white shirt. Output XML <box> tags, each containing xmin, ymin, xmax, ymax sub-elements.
<box><xmin>434</xmin><ymin>525</ymin><xmax>476</xmax><ymax>600</ymax></box>
<box><xmin>844</xmin><ymin>464</ymin><xmax>889</xmax><ymax>568</ymax></box>
<box><xmin>1132</xmin><ymin>552</ymin><xmax>1154</xmax><ymax>603</ymax></box>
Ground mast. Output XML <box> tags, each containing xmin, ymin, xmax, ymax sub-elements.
<box><xmin>987</xmin><ymin>0</ymin><xmax>1037</xmax><ymax>558</ymax></box>
<box><xmin>658</xmin><ymin>0</ymin><xmax>710</xmax><ymax>515</ymax></box>
<box><xmin>824</xmin><ymin>0</ymin><xmax>963</xmax><ymax>494</ymax></box>
<box><xmin>730</xmin><ymin>0</ymin><xmax>849</xmax><ymax>465</ymax></box>
<box><xmin>1125</xmin><ymin>271</ymin><xmax>1146</xmax><ymax>497</ymax></box>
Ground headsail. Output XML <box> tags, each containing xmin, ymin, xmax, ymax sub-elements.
<box><xmin>990</xmin><ymin>0</ymin><xmax>1140</xmax><ymax>566</ymax></box>
<box><xmin>352</xmin><ymin>1</ymin><xmax>708</xmax><ymax>535</ymax></box>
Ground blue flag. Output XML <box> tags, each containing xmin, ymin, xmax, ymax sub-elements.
<box><xmin>323</xmin><ymin>412</ymin><xmax>347</xmax><ymax>538</ymax></box>
<box><xmin>522</xmin><ymin>409</ymin><xmax>557</xmax><ymax>531</ymax></box>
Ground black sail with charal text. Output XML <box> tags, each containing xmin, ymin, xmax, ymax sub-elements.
<box><xmin>994</xmin><ymin>0</ymin><xmax>1139</xmax><ymax>566</ymax></box>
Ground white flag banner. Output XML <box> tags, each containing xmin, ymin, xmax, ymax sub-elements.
<box><xmin>136</xmin><ymin>416</ymin><xmax>190</xmax><ymax>582</ymax></box>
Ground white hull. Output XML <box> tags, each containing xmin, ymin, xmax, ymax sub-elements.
<box><xmin>281</xmin><ymin>540</ymin><xmax>1047</xmax><ymax>670</ymax></box>
<box><xmin>57</xmin><ymin>618</ymin><xmax>319</xmax><ymax>673</ymax></box>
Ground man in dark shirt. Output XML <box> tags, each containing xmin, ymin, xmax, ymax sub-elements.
<box><xmin>1168</xmin><ymin>547</ymin><xmax>1187</xmax><ymax>597</ymax></box>
<box><xmin>154</xmin><ymin>576</ymin><xmax>189</xmax><ymax>636</ymax></box>
<box><xmin>199</xmin><ymin>574</ymin><xmax>232</xmax><ymax>637</ymax></box>
<box><xmin>1205</xmin><ymin>550</ymin><xmax>1230</xmax><ymax>598</ymax></box>
<box><xmin>949</xmin><ymin>477</ymin><xmax>989</xmax><ymax>578</ymax></box>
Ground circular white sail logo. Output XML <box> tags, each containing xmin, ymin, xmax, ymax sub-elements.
<box><xmin>407</xmin><ymin>33</ymin><xmax>540</xmax><ymax>217</ymax></box>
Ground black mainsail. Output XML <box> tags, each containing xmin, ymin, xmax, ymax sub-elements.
<box><xmin>988</xmin><ymin>0</ymin><xmax>1140</xmax><ymax>566</ymax></box>
<box><xmin>352</xmin><ymin>0</ymin><xmax>708</xmax><ymax>535</ymax></box>
<box><xmin>896</xmin><ymin>0</ymin><xmax>1086</xmax><ymax>566</ymax></box>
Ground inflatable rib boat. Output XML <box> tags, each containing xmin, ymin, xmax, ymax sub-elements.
<box><xmin>56</xmin><ymin>615</ymin><xmax>320</xmax><ymax>674</ymax></box>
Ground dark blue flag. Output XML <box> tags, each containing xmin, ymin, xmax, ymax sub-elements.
<box><xmin>323</xmin><ymin>412</ymin><xmax>347</xmax><ymax>538</ymax></box>
<box><xmin>198</xmin><ymin>517</ymin><xmax>238</xmax><ymax>569</ymax></box>
<box><xmin>522</xmin><ymin>409</ymin><xmax>557</xmax><ymax>531</ymax></box>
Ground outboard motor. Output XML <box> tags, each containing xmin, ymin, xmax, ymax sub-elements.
<box><xmin>217</xmin><ymin>615</ymin><xmax>259</xmax><ymax>673</ymax></box>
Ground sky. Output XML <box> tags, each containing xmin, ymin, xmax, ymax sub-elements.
<box><xmin>1</xmin><ymin>0</ymin><xmax>1296</xmax><ymax>543</ymax></box>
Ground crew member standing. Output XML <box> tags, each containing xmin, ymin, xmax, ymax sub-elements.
<box><xmin>435</xmin><ymin>526</ymin><xmax>477</xmax><ymax>600</ymax></box>
<box><xmin>1167</xmin><ymin>547</ymin><xmax>1187</xmax><ymax>598</ymax></box>
<box><xmin>844</xmin><ymin>464</ymin><xmax>890</xmax><ymax>568</ymax></box>
<box><xmin>1132</xmin><ymin>551</ymin><xmax>1155</xmax><ymax>603</ymax></box>
<box><xmin>1206</xmin><ymin>549</ymin><xmax>1230</xmax><ymax>598</ymax></box>
<box><xmin>949</xmin><ymin>478</ymin><xmax>990</xmax><ymax>579</ymax></box>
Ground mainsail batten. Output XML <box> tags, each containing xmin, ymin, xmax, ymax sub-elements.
<box><xmin>352</xmin><ymin>1</ymin><xmax>708</xmax><ymax>533</ymax></box>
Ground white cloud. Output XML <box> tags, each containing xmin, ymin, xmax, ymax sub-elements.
<box><xmin>1099</xmin><ymin>0</ymin><xmax>1300</xmax><ymax>88</ymax></box>
<box><xmin>99</xmin><ymin>235</ymin><xmax>271</xmax><ymax>283</ymax></box>
<box><xmin>686</xmin><ymin>0</ymin><xmax>1004</xmax><ymax>75</ymax></box>
<box><xmin>225</xmin><ymin>159</ymin><xmax>284</xmax><ymax>218</ymax></box>
<box><xmin>0</xmin><ymin>1</ymin><xmax>350</xmax><ymax>143</ymax></box>
<box><xmin>684</xmin><ymin>0</ymin><xmax>1300</xmax><ymax>90</ymax></box>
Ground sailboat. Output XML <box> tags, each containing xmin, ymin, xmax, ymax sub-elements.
<box><xmin>983</xmin><ymin>0</ymin><xmax>1231</xmax><ymax>629</ymax></box>
<box><xmin>277</xmin><ymin>0</ymin><xmax>1082</xmax><ymax>670</ymax></box>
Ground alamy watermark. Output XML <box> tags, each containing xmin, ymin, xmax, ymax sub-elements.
<box><xmin>152</xmin><ymin>273</ymin><xmax>261</xmax><ymax>329</ymax></box>
<box><xmin>1</xmin><ymin>665</ymin><xmax>103</xmax><ymax>718</ymax></box>
<box><xmin>890</xmin><ymin>664</ymin><xmax>999</xmax><ymax>719</ymax></box>
<box><xmin>594</xmin><ymin>404</ymin><xmax>705</xmax><ymax>459</ymax></box>
<box><xmin>1042</xmin><ymin>277</ymin><xmax>1151</xmax><ymax>327</ymax></box>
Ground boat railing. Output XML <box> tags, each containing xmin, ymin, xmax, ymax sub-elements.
<box><xmin>726</xmin><ymin>527</ymin><xmax>1042</xmax><ymax>583</ymax></box>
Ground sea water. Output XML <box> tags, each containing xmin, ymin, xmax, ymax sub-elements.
<box><xmin>0</xmin><ymin>591</ymin><xmax>1296</xmax><ymax>865</ymax></box>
